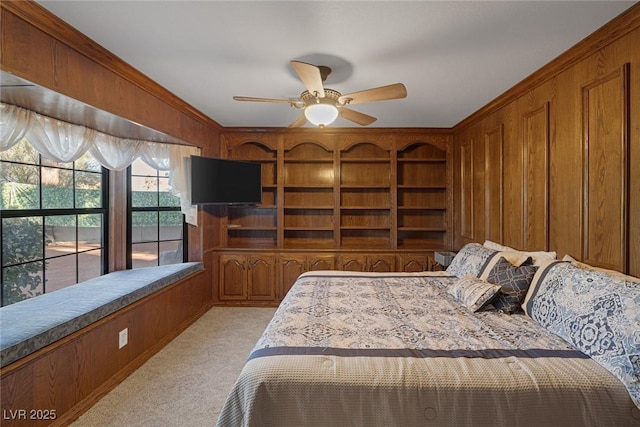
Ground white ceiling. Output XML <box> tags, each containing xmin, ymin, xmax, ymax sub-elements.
<box><xmin>36</xmin><ymin>1</ymin><xmax>634</xmax><ymax>129</ymax></box>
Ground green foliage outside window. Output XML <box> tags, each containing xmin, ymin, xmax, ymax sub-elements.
<box><xmin>1</xmin><ymin>184</ymin><xmax>181</xmax><ymax>226</ymax></box>
<box><xmin>2</xmin><ymin>217</ymin><xmax>47</xmax><ymax>305</ymax></box>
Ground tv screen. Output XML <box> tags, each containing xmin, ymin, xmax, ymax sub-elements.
<box><xmin>190</xmin><ymin>156</ymin><xmax>262</xmax><ymax>204</ymax></box>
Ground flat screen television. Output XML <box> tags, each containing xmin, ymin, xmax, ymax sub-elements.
<box><xmin>190</xmin><ymin>155</ymin><xmax>262</xmax><ymax>204</ymax></box>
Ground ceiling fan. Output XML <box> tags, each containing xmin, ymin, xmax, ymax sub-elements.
<box><xmin>233</xmin><ymin>61</ymin><xmax>407</xmax><ymax>128</ymax></box>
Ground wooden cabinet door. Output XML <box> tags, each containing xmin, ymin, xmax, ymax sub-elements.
<box><xmin>369</xmin><ymin>255</ymin><xmax>396</xmax><ymax>272</ymax></box>
<box><xmin>219</xmin><ymin>255</ymin><xmax>246</xmax><ymax>300</ymax></box>
<box><xmin>339</xmin><ymin>254</ymin><xmax>367</xmax><ymax>271</ymax></box>
<box><xmin>308</xmin><ymin>255</ymin><xmax>335</xmax><ymax>271</ymax></box>
<box><xmin>280</xmin><ymin>255</ymin><xmax>306</xmax><ymax>299</ymax></box>
<box><xmin>399</xmin><ymin>254</ymin><xmax>432</xmax><ymax>272</ymax></box>
<box><xmin>248</xmin><ymin>255</ymin><xmax>276</xmax><ymax>301</ymax></box>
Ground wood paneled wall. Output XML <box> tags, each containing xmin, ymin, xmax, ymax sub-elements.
<box><xmin>0</xmin><ymin>271</ymin><xmax>209</xmax><ymax>427</ymax></box>
<box><xmin>452</xmin><ymin>4</ymin><xmax>640</xmax><ymax>277</ymax></box>
<box><xmin>0</xmin><ymin>2</ymin><xmax>218</xmax><ymax>425</ymax></box>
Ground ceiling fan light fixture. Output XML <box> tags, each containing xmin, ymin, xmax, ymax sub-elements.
<box><xmin>234</xmin><ymin>61</ymin><xmax>405</xmax><ymax>127</ymax></box>
<box><xmin>304</xmin><ymin>102</ymin><xmax>339</xmax><ymax>127</ymax></box>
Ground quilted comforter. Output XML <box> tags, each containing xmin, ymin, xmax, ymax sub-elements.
<box><xmin>216</xmin><ymin>271</ymin><xmax>638</xmax><ymax>426</ymax></box>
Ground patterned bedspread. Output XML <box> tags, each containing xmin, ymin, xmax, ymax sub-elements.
<box><xmin>217</xmin><ymin>271</ymin><xmax>639</xmax><ymax>427</ymax></box>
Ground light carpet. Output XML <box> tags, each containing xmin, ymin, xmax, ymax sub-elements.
<box><xmin>71</xmin><ymin>306</ymin><xmax>277</xmax><ymax>427</ymax></box>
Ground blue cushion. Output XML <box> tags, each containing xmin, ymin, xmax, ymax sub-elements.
<box><xmin>0</xmin><ymin>262</ymin><xmax>203</xmax><ymax>367</ymax></box>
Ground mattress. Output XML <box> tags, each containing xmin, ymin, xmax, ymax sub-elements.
<box><xmin>216</xmin><ymin>271</ymin><xmax>639</xmax><ymax>426</ymax></box>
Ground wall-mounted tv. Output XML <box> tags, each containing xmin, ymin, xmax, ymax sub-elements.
<box><xmin>190</xmin><ymin>155</ymin><xmax>262</xmax><ymax>205</ymax></box>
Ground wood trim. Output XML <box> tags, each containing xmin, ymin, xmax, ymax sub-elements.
<box><xmin>108</xmin><ymin>170</ymin><xmax>127</xmax><ymax>272</ymax></box>
<box><xmin>0</xmin><ymin>1</ymin><xmax>222</xmax><ymax>133</ymax></box>
<box><xmin>221</xmin><ymin>133</ymin><xmax>279</xmax><ymax>152</ymax></box>
<box><xmin>460</xmin><ymin>139</ymin><xmax>474</xmax><ymax>239</ymax></box>
<box><xmin>445</xmin><ymin>137</ymin><xmax>454</xmax><ymax>249</ymax></box>
<box><xmin>390</xmin><ymin>144</ymin><xmax>398</xmax><ymax>249</ymax></box>
<box><xmin>338</xmin><ymin>134</ymin><xmax>395</xmax><ymax>151</ymax></box>
<box><xmin>455</xmin><ymin>3</ymin><xmax>640</xmax><ymax>132</ymax></box>
<box><xmin>522</xmin><ymin>102</ymin><xmax>550</xmax><ymax>250</ymax></box>
<box><xmin>333</xmin><ymin>147</ymin><xmax>341</xmax><ymax>249</ymax></box>
<box><xmin>484</xmin><ymin>125</ymin><xmax>503</xmax><ymax>243</ymax></box>
<box><xmin>395</xmin><ymin>134</ymin><xmax>450</xmax><ymax>152</ymax></box>
<box><xmin>581</xmin><ymin>63</ymin><xmax>630</xmax><ymax>272</ymax></box>
<box><xmin>282</xmin><ymin>134</ymin><xmax>335</xmax><ymax>152</ymax></box>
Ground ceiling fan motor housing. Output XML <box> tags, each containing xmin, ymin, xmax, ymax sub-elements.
<box><xmin>301</xmin><ymin>88</ymin><xmax>342</xmax><ymax>107</ymax></box>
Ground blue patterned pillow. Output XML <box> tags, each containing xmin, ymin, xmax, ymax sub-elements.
<box><xmin>446</xmin><ymin>243</ymin><xmax>496</xmax><ymax>278</ymax></box>
<box><xmin>486</xmin><ymin>257</ymin><xmax>538</xmax><ymax>314</ymax></box>
<box><xmin>526</xmin><ymin>262</ymin><xmax>640</xmax><ymax>409</ymax></box>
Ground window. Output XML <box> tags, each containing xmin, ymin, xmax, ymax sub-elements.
<box><xmin>0</xmin><ymin>139</ymin><xmax>108</xmax><ymax>307</ymax></box>
<box><xmin>127</xmin><ymin>158</ymin><xmax>185</xmax><ymax>269</ymax></box>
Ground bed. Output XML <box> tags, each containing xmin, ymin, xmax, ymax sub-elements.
<box><xmin>216</xmin><ymin>244</ymin><xmax>640</xmax><ymax>426</ymax></box>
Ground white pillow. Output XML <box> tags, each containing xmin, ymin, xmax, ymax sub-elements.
<box><xmin>483</xmin><ymin>240</ymin><xmax>512</xmax><ymax>252</ymax></box>
<box><xmin>483</xmin><ymin>240</ymin><xmax>556</xmax><ymax>266</ymax></box>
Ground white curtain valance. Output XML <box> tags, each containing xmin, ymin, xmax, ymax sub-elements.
<box><xmin>0</xmin><ymin>103</ymin><xmax>32</xmax><ymax>151</ymax></box>
<box><xmin>139</xmin><ymin>141</ymin><xmax>171</xmax><ymax>171</ymax></box>
<box><xmin>0</xmin><ymin>102</ymin><xmax>200</xmax><ymax>225</ymax></box>
<box><xmin>27</xmin><ymin>113</ymin><xmax>94</xmax><ymax>163</ymax></box>
<box><xmin>89</xmin><ymin>132</ymin><xmax>143</xmax><ymax>171</ymax></box>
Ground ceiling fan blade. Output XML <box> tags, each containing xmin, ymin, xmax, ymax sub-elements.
<box><xmin>233</xmin><ymin>96</ymin><xmax>296</xmax><ymax>104</ymax></box>
<box><xmin>290</xmin><ymin>61</ymin><xmax>325</xmax><ymax>98</ymax></box>
<box><xmin>338</xmin><ymin>83</ymin><xmax>407</xmax><ymax>105</ymax></box>
<box><xmin>288</xmin><ymin>114</ymin><xmax>307</xmax><ymax>128</ymax></box>
<box><xmin>339</xmin><ymin>107</ymin><xmax>377</xmax><ymax>126</ymax></box>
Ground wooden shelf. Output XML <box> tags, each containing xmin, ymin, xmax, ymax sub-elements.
<box><xmin>340</xmin><ymin>158</ymin><xmax>390</xmax><ymax>163</ymax></box>
<box><xmin>284</xmin><ymin>158</ymin><xmax>333</xmax><ymax>163</ymax></box>
<box><xmin>340</xmin><ymin>185</ymin><xmax>391</xmax><ymax>189</ymax></box>
<box><xmin>229</xmin><ymin>204</ymin><xmax>276</xmax><ymax>209</ymax></box>
<box><xmin>341</xmin><ymin>226</ymin><xmax>391</xmax><ymax>230</ymax></box>
<box><xmin>398</xmin><ymin>185</ymin><xmax>446</xmax><ymax>189</ymax></box>
<box><xmin>222</xmin><ymin>136</ymin><xmax>449</xmax><ymax>252</ymax></box>
<box><xmin>240</xmin><ymin>158</ymin><xmax>277</xmax><ymax>163</ymax></box>
<box><xmin>398</xmin><ymin>206</ymin><xmax>446</xmax><ymax>210</ymax></box>
<box><xmin>341</xmin><ymin>206</ymin><xmax>390</xmax><ymax>210</ymax></box>
<box><xmin>397</xmin><ymin>158</ymin><xmax>445</xmax><ymax>163</ymax></box>
<box><xmin>228</xmin><ymin>226</ymin><xmax>277</xmax><ymax>231</ymax></box>
<box><xmin>398</xmin><ymin>227</ymin><xmax>447</xmax><ymax>232</ymax></box>
<box><xmin>284</xmin><ymin>184</ymin><xmax>334</xmax><ymax>189</ymax></box>
<box><xmin>285</xmin><ymin>205</ymin><xmax>334</xmax><ymax>210</ymax></box>
<box><xmin>284</xmin><ymin>226</ymin><xmax>334</xmax><ymax>231</ymax></box>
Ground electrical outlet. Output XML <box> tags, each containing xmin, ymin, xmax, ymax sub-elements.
<box><xmin>118</xmin><ymin>328</ymin><xmax>128</xmax><ymax>349</ymax></box>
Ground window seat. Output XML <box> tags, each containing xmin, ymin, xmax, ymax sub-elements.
<box><xmin>0</xmin><ymin>262</ymin><xmax>203</xmax><ymax>368</ymax></box>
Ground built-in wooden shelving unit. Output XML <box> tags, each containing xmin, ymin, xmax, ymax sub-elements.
<box><xmin>216</xmin><ymin>131</ymin><xmax>452</xmax><ymax>304</ymax></box>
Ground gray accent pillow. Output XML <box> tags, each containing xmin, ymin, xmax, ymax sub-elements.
<box><xmin>486</xmin><ymin>256</ymin><xmax>537</xmax><ymax>314</ymax></box>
